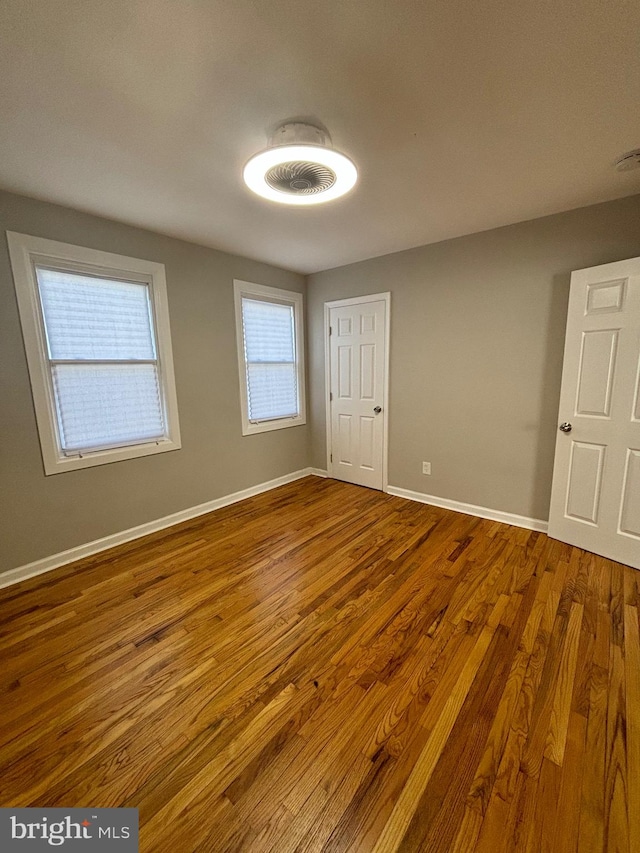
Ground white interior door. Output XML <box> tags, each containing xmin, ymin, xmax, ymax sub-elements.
<box><xmin>327</xmin><ymin>295</ymin><xmax>389</xmax><ymax>490</ymax></box>
<box><xmin>548</xmin><ymin>256</ymin><xmax>640</xmax><ymax>569</ymax></box>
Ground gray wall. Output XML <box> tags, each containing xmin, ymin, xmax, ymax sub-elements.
<box><xmin>308</xmin><ymin>194</ymin><xmax>640</xmax><ymax>521</ymax></box>
<box><xmin>0</xmin><ymin>190</ymin><xmax>308</xmax><ymax>573</ymax></box>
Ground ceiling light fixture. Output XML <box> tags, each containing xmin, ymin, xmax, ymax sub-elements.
<box><xmin>243</xmin><ymin>121</ymin><xmax>358</xmax><ymax>205</ymax></box>
<box><xmin>614</xmin><ymin>148</ymin><xmax>640</xmax><ymax>172</ymax></box>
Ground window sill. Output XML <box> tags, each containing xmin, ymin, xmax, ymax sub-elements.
<box><xmin>43</xmin><ymin>437</ymin><xmax>181</xmax><ymax>475</ymax></box>
<box><xmin>241</xmin><ymin>416</ymin><xmax>306</xmax><ymax>436</ymax></box>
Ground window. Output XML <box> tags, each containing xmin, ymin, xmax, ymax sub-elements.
<box><xmin>8</xmin><ymin>232</ymin><xmax>181</xmax><ymax>474</ymax></box>
<box><xmin>234</xmin><ymin>280</ymin><xmax>306</xmax><ymax>435</ymax></box>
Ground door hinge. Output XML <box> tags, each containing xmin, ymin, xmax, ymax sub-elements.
<box><xmin>330</xmin><ymin>391</ymin><xmax>333</xmax><ymax>402</ymax></box>
<box><xmin>329</xmin><ymin>326</ymin><xmax>332</xmax><ymax>335</ymax></box>
<box><xmin>330</xmin><ymin>453</ymin><xmax>333</xmax><ymax>462</ymax></box>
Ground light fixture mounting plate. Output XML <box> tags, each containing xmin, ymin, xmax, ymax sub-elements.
<box><xmin>269</xmin><ymin>122</ymin><xmax>329</xmax><ymax>148</ymax></box>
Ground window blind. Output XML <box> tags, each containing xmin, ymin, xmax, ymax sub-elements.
<box><xmin>241</xmin><ymin>297</ymin><xmax>298</xmax><ymax>421</ymax></box>
<box><xmin>36</xmin><ymin>267</ymin><xmax>166</xmax><ymax>453</ymax></box>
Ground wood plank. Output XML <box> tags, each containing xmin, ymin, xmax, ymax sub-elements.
<box><xmin>577</xmin><ymin>663</ymin><xmax>608</xmax><ymax>853</ymax></box>
<box><xmin>544</xmin><ymin>601</ymin><xmax>584</xmax><ymax>765</ymax></box>
<box><xmin>624</xmin><ymin>602</ymin><xmax>640</xmax><ymax>850</ymax></box>
<box><xmin>604</xmin><ymin>642</ymin><xmax>630</xmax><ymax>853</ymax></box>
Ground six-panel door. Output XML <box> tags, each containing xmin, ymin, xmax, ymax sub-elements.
<box><xmin>329</xmin><ymin>299</ymin><xmax>386</xmax><ymax>490</ymax></box>
<box><xmin>548</xmin><ymin>258</ymin><xmax>640</xmax><ymax>569</ymax></box>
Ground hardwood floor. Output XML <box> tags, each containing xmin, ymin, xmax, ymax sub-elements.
<box><xmin>0</xmin><ymin>476</ymin><xmax>638</xmax><ymax>852</ymax></box>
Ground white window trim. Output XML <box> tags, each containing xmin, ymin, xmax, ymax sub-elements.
<box><xmin>7</xmin><ymin>231</ymin><xmax>182</xmax><ymax>474</ymax></box>
<box><xmin>233</xmin><ymin>279</ymin><xmax>306</xmax><ymax>435</ymax></box>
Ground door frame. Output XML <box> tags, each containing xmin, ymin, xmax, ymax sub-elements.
<box><xmin>323</xmin><ymin>292</ymin><xmax>391</xmax><ymax>491</ymax></box>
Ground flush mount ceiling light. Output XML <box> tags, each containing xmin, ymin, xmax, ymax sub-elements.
<box><xmin>243</xmin><ymin>121</ymin><xmax>358</xmax><ymax>205</ymax></box>
<box><xmin>614</xmin><ymin>148</ymin><xmax>640</xmax><ymax>172</ymax></box>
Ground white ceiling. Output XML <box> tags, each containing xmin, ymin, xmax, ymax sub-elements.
<box><xmin>1</xmin><ymin>0</ymin><xmax>639</xmax><ymax>274</ymax></box>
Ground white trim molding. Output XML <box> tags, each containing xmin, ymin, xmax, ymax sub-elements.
<box><xmin>6</xmin><ymin>231</ymin><xmax>181</xmax><ymax>474</ymax></box>
<box><xmin>0</xmin><ymin>468</ymin><xmax>324</xmax><ymax>590</ymax></box>
<box><xmin>386</xmin><ymin>485</ymin><xmax>548</xmax><ymax>533</ymax></box>
<box><xmin>1</xmin><ymin>472</ymin><xmax>545</xmax><ymax>590</ymax></box>
<box><xmin>233</xmin><ymin>279</ymin><xmax>306</xmax><ymax>436</ymax></box>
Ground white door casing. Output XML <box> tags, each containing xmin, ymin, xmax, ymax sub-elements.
<box><xmin>325</xmin><ymin>294</ymin><xmax>390</xmax><ymax>490</ymax></box>
<box><xmin>548</xmin><ymin>256</ymin><xmax>640</xmax><ymax>569</ymax></box>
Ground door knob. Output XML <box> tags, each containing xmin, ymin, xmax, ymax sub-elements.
<box><xmin>559</xmin><ymin>422</ymin><xmax>572</xmax><ymax>433</ymax></box>
<box><xmin>373</xmin><ymin>406</ymin><xmax>382</xmax><ymax>414</ymax></box>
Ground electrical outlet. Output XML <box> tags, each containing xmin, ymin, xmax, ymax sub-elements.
<box><xmin>422</xmin><ymin>461</ymin><xmax>431</xmax><ymax>475</ymax></box>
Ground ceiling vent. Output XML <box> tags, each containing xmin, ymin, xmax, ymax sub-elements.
<box><xmin>243</xmin><ymin>121</ymin><xmax>357</xmax><ymax>205</ymax></box>
<box><xmin>614</xmin><ymin>149</ymin><xmax>640</xmax><ymax>172</ymax></box>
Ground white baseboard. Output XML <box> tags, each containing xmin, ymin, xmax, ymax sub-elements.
<box><xmin>386</xmin><ymin>485</ymin><xmax>548</xmax><ymax>533</ymax></box>
<box><xmin>307</xmin><ymin>468</ymin><xmax>329</xmax><ymax>478</ymax></box>
<box><xmin>1</xmin><ymin>472</ymin><xmax>544</xmax><ymax>591</ymax></box>
<box><xmin>0</xmin><ymin>468</ymin><xmax>323</xmax><ymax>590</ymax></box>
